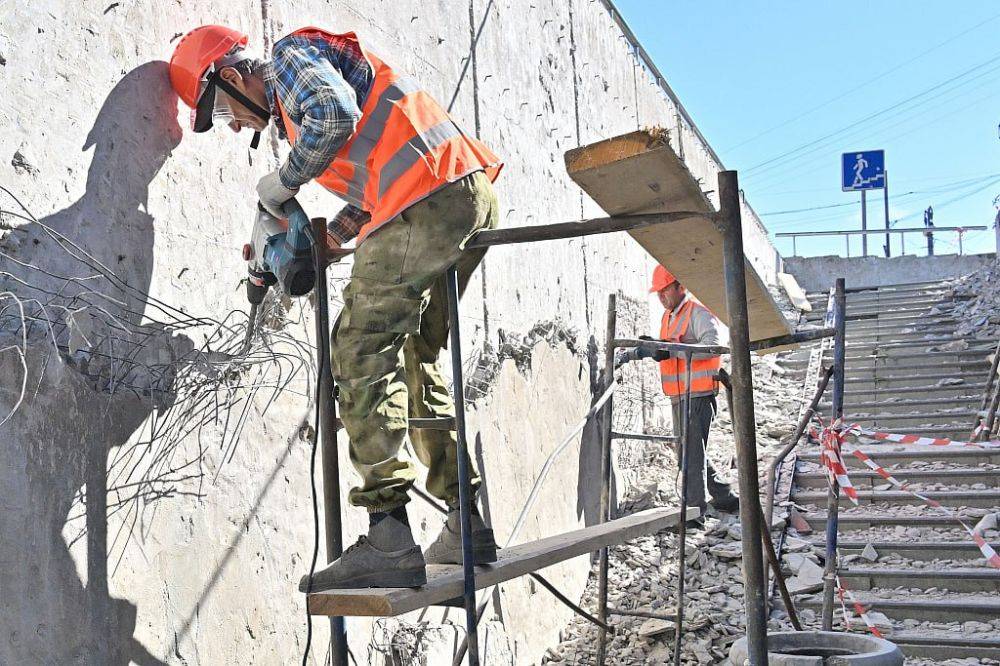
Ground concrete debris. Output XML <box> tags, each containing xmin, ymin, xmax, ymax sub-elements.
<box><xmin>637</xmin><ymin>618</ymin><xmax>676</xmax><ymax>638</ymax></box>
<box><xmin>10</xmin><ymin>150</ymin><xmax>38</xmax><ymax>177</ymax></box>
<box><xmin>972</xmin><ymin>512</ymin><xmax>998</xmax><ymax>536</ymax></box>
<box><xmin>787</xmin><ymin>507</ymin><xmax>813</xmax><ymax>535</ymax></box>
<box><xmin>544</xmin><ymin>350</ymin><xmax>807</xmax><ymax>664</ymax></box>
<box><xmin>860</xmin><ymin>543</ymin><xmax>879</xmax><ymax>562</ymax></box>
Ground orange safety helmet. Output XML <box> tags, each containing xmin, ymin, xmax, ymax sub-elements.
<box><xmin>649</xmin><ymin>264</ymin><xmax>678</xmax><ymax>293</ymax></box>
<box><xmin>170</xmin><ymin>25</ymin><xmax>248</xmax><ymax>111</ymax></box>
<box><xmin>169</xmin><ymin>25</ymin><xmax>270</xmax><ymax>144</ymax></box>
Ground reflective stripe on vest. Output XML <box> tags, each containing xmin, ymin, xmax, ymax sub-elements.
<box><xmin>658</xmin><ymin>298</ymin><xmax>721</xmax><ymax>397</ymax></box>
<box><xmin>274</xmin><ymin>28</ymin><xmax>503</xmax><ymax>243</ymax></box>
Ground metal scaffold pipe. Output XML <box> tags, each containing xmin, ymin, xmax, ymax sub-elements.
<box><xmin>311</xmin><ymin>217</ymin><xmax>349</xmax><ymax>666</ymax></box>
<box><xmin>718</xmin><ymin>170</ymin><xmax>769</xmax><ymax>665</ymax></box>
<box><xmin>821</xmin><ymin>278</ymin><xmax>847</xmax><ymax>630</ymax></box>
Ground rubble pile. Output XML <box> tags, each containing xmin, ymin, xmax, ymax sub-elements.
<box><xmin>544</xmin><ymin>352</ymin><xmax>807</xmax><ymax>665</ymax></box>
<box><xmin>938</xmin><ymin>261</ymin><xmax>1000</xmax><ymax>338</ymax></box>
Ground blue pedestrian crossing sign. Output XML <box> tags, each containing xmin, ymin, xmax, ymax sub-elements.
<box><xmin>842</xmin><ymin>150</ymin><xmax>885</xmax><ymax>191</ymax></box>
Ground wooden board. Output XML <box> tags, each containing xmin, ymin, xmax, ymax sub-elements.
<box><xmin>565</xmin><ymin>130</ymin><xmax>791</xmax><ymax>345</ymax></box>
<box><xmin>307</xmin><ymin>506</ymin><xmax>697</xmax><ymax>617</ymax></box>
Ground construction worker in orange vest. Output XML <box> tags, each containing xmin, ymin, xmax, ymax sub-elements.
<box><xmin>650</xmin><ymin>265</ymin><xmax>739</xmax><ymax>524</ymax></box>
<box><xmin>170</xmin><ymin>26</ymin><xmax>503</xmax><ymax>591</ymax></box>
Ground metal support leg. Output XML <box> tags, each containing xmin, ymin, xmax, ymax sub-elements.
<box><xmin>718</xmin><ymin>170</ymin><xmax>768</xmax><ymax>664</ymax></box>
<box><xmin>821</xmin><ymin>278</ymin><xmax>847</xmax><ymax>630</ymax></box>
<box><xmin>596</xmin><ymin>294</ymin><xmax>617</xmax><ymax>666</ymax></box>
<box><xmin>672</xmin><ymin>358</ymin><xmax>693</xmax><ymax>666</ymax></box>
<box><xmin>311</xmin><ymin>218</ymin><xmax>349</xmax><ymax>666</ymax></box>
<box><xmin>446</xmin><ymin>265</ymin><xmax>480</xmax><ymax>666</ymax></box>
<box><xmin>719</xmin><ymin>370</ymin><xmax>802</xmax><ymax>632</ymax></box>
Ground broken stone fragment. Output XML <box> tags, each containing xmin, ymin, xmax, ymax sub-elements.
<box><xmin>637</xmin><ymin>617</ymin><xmax>675</xmax><ymax>639</ymax></box>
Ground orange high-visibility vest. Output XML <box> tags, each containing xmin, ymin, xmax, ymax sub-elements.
<box><xmin>659</xmin><ymin>298</ymin><xmax>721</xmax><ymax>397</ymax></box>
<box><xmin>274</xmin><ymin>28</ymin><xmax>503</xmax><ymax>243</ymax></box>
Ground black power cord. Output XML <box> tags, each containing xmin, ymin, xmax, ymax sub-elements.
<box><xmin>302</xmin><ymin>373</ymin><xmax>321</xmax><ymax>666</ymax></box>
<box><xmin>303</xmin><ymin>225</ymin><xmax>322</xmax><ymax>666</ymax></box>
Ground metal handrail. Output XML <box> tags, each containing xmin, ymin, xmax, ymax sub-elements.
<box><xmin>775</xmin><ymin>226</ymin><xmax>985</xmax><ymax>238</ymax></box>
<box><xmin>764</xmin><ymin>365</ymin><xmax>834</xmax><ymax>531</ymax></box>
<box><xmin>776</xmin><ymin>225</ymin><xmax>987</xmax><ymax>257</ymax></box>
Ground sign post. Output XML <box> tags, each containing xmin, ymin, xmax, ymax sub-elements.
<box><xmin>842</xmin><ymin>150</ymin><xmax>886</xmax><ymax>257</ymax></box>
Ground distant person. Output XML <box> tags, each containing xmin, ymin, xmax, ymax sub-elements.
<box><xmin>649</xmin><ymin>265</ymin><xmax>738</xmax><ymax>525</ymax></box>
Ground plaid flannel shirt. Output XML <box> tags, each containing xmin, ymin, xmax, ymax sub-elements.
<box><xmin>263</xmin><ymin>33</ymin><xmax>374</xmax><ymax>243</ymax></box>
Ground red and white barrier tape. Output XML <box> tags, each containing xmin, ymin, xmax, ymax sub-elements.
<box><xmin>810</xmin><ymin>419</ymin><xmax>860</xmax><ymax>505</ymax></box>
<box><xmin>855</xmin><ymin>427</ymin><xmax>1000</xmax><ymax>449</ymax></box>
<box><xmin>836</xmin><ymin>575</ymin><xmax>884</xmax><ymax>638</ymax></box>
<box><xmin>841</xmin><ymin>437</ymin><xmax>1000</xmax><ymax>570</ymax></box>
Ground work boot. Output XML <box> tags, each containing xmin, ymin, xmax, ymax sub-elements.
<box><xmin>711</xmin><ymin>493</ymin><xmax>740</xmax><ymax>513</ymax></box>
<box><xmin>299</xmin><ymin>506</ymin><xmax>427</xmax><ymax>592</ymax></box>
<box><xmin>424</xmin><ymin>502</ymin><xmax>498</xmax><ymax>565</ymax></box>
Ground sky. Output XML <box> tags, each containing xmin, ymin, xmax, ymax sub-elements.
<box><xmin>614</xmin><ymin>1</ymin><xmax>1000</xmax><ymax>258</ymax></box>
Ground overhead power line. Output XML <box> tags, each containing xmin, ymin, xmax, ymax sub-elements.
<box><xmin>723</xmin><ymin>10</ymin><xmax>1000</xmax><ymax>154</ymax></box>
<box><xmin>742</xmin><ymin>49</ymin><xmax>1000</xmax><ymax>175</ymax></box>
<box><xmin>743</xmin><ymin>75</ymin><xmax>1000</xmax><ymax>189</ymax></box>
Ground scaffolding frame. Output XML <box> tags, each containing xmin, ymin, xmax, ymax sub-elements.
<box><xmin>308</xmin><ymin>169</ymin><xmax>817</xmax><ymax>666</ymax></box>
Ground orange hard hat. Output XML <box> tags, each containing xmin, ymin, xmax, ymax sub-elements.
<box><xmin>170</xmin><ymin>25</ymin><xmax>259</xmax><ymax>136</ymax></box>
<box><xmin>649</xmin><ymin>265</ymin><xmax>677</xmax><ymax>293</ymax></box>
<box><xmin>169</xmin><ymin>25</ymin><xmax>248</xmax><ymax>109</ymax></box>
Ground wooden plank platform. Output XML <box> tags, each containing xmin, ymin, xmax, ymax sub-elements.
<box><xmin>307</xmin><ymin>506</ymin><xmax>696</xmax><ymax>617</ymax></box>
<box><xmin>565</xmin><ymin>130</ymin><xmax>791</xmax><ymax>347</ymax></box>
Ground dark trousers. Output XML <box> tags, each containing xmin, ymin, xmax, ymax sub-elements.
<box><xmin>671</xmin><ymin>394</ymin><xmax>732</xmax><ymax>511</ymax></box>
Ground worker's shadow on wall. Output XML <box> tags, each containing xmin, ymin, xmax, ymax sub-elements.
<box><xmin>0</xmin><ymin>61</ymin><xmax>181</xmax><ymax>665</ymax></box>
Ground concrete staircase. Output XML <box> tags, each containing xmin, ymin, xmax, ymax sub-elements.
<box><xmin>780</xmin><ymin>280</ymin><xmax>1000</xmax><ymax>660</ymax></box>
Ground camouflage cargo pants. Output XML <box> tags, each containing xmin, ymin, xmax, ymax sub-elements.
<box><xmin>331</xmin><ymin>171</ymin><xmax>499</xmax><ymax>512</ymax></box>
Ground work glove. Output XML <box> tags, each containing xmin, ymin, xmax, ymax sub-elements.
<box><xmin>639</xmin><ymin>335</ymin><xmax>672</xmax><ymax>362</ymax></box>
<box><xmin>256</xmin><ymin>169</ymin><xmax>300</xmax><ymax>219</ymax></box>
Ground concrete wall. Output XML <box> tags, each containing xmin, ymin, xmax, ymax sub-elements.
<box><xmin>0</xmin><ymin>1</ymin><xmax>780</xmax><ymax>664</ymax></box>
<box><xmin>785</xmin><ymin>253</ymin><xmax>997</xmax><ymax>292</ymax></box>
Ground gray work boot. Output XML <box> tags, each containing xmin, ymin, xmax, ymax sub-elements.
<box><xmin>299</xmin><ymin>506</ymin><xmax>427</xmax><ymax>592</ymax></box>
<box><xmin>298</xmin><ymin>537</ymin><xmax>427</xmax><ymax>591</ymax></box>
<box><xmin>425</xmin><ymin>504</ymin><xmax>498</xmax><ymax>565</ymax></box>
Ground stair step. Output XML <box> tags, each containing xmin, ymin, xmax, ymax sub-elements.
<box><xmin>803</xmin><ymin>513</ymin><xmax>983</xmax><ymax>531</ymax></box>
<box><xmin>797</xmin><ymin>594</ymin><xmax>1000</xmax><ymax>622</ymax></box>
<box><xmin>842</xmin><ymin>371</ymin><xmax>988</xmax><ymax>385</ymax></box>
<box><xmin>792</xmin><ymin>489</ymin><xmax>1000</xmax><ymax>508</ymax></box>
<box><xmin>842</xmin><ymin>412</ymin><xmax>978</xmax><ymax>428</ymax></box>
<box><xmin>842</xmin><ymin>383</ymin><xmax>988</xmax><ymax>399</ymax></box>
<box><xmin>821</xmin><ymin>396</ymin><xmax>980</xmax><ymax>413</ymax></box>
<box><xmin>839</xmin><ymin>567</ymin><xmax>1000</xmax><ymax>593</ymax></box>
<box><xmin>815</xmin><ymin>539</ymin><xmax>997</xmax><ymax>561</ymax></box>
<box><xmin>798</xmin><ymin>446</ymin><xmax>1000</xmax><ymax>466</ymax></box>
<box><xmin>889</xmin><ymin>633</ymin><xmax>1000</xmax><ymax>660</ymax></box>
<box><xmin>845</xmin><ymin>328</ymin><xmax>962</xmax><ymax>341</ymax></box>
<box><xmin>793</xmin><ymin>468</ymin><xmax>1000</xmax><ymax>488</ymax></box>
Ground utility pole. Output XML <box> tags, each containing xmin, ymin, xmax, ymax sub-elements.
<box><xmin>924</xmin><ymin>206</ymin><xmax>935</xmax><ymax>256</ymax></box>
<box><xmin>861</xmin><ymin>190</ymin><xmax>868</xmax><ymax>256</ymax></box>
<box><xmin>882</xmin><ymin>170</ymin><xmax>890</xmax><ymax>257</ymax></box>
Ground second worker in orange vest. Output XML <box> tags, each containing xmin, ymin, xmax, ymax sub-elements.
<box><xmin>170</xmin><ymin>26</ymin><xmax>503</xmax><ymax>590</ymax></box>
<box><xmin>650</xmin><ymin>265</ymin><xmax>739</xmax><ymax>523</ymax></box>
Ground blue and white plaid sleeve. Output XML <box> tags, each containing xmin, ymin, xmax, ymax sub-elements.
<box><xmin>271</xmin><ymin>38</ymin><xmax>363</xmax><ymax>189</ymax></box>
